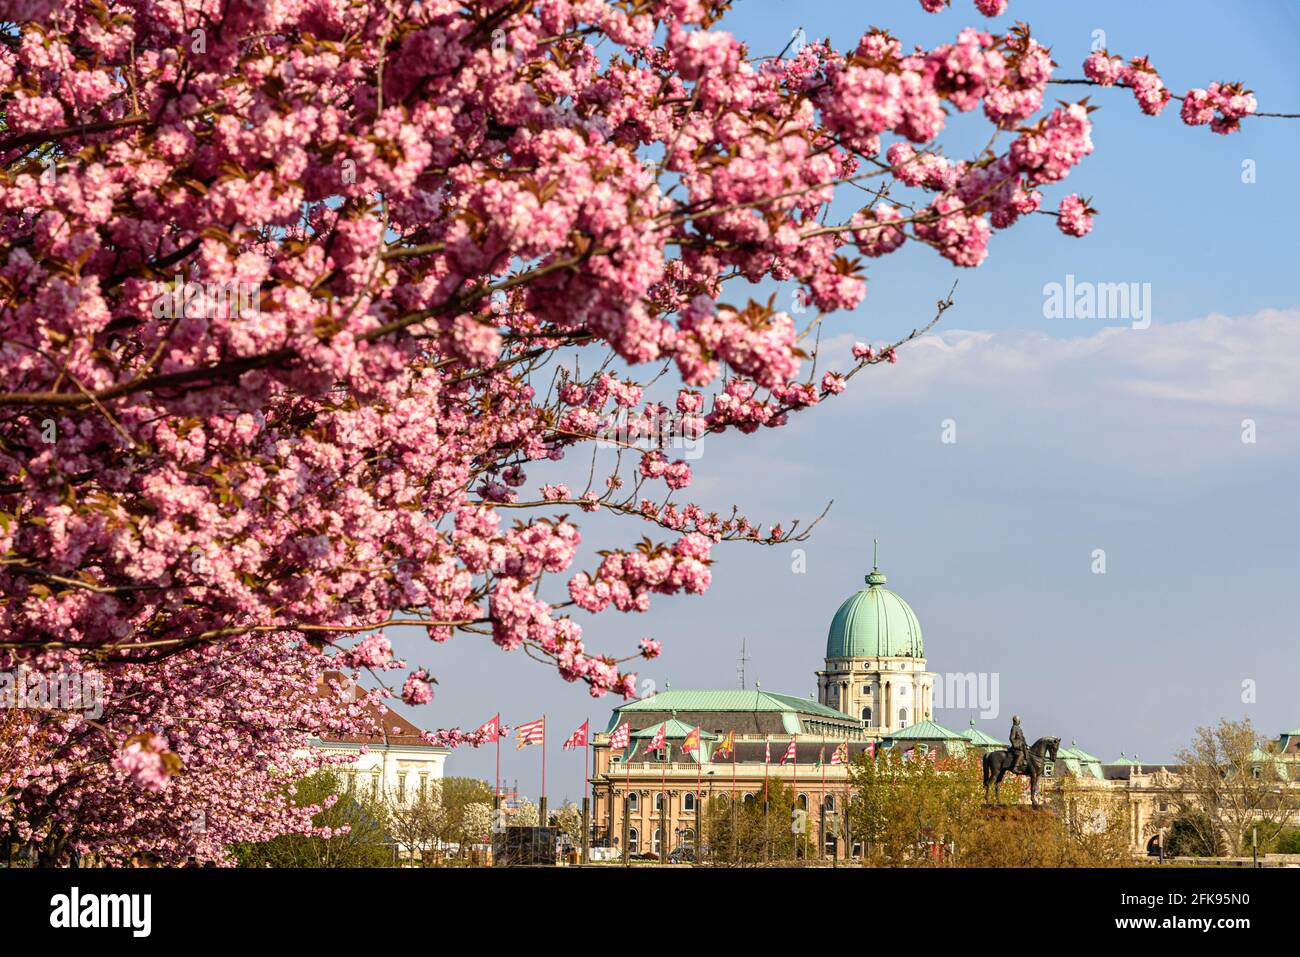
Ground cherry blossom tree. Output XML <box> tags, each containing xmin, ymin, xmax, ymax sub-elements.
<box><xmin>0</xmin><ymin>0</ymin><xmax>1292</xmax><ymax>858</ymax></box>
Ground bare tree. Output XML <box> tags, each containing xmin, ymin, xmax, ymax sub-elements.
<box><xmin>1171</xmin><ymin>718</ymin><xmax>1298</xmax><ymax>855</ymax></box>
<box><xmin>384</xmin><ymin>790</ymin><xmax>447</xmax><ymax>865</ymax></box>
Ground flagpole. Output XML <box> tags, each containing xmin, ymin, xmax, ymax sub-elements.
<box><xmin>541</xmin><ymin>713</ymin><xmax>547</xmax><ymax>815</ymax></box>
<box><xmin>584</xmin><ymin>716</ymin><xmax>589</xmax><ymax>807</ymax></box>
<box><xmin>495</xmin><ymin>716</ymin><xmax>501</xmax><ymax>803</ymax></box>
<box><xmin>660</xmin><ymin>736</ymin><xmax>667</xmax><ymax>862</ymax></box>
<box><xmin>624</xmin><ymin>734</ymin><xmax>630</xmax><ymax>858</ymax></box>
<box><xmin>731</xmin><ymin>737</ymin><xmax>736</xmax><ymax>800</ymax></box>
<box><xmin>696</xmin><ymin>734</ymin><xmax>702</xmax><ymax>855</ymax></box>
<box><xmin>820</xmin><ymin>740</ymin><xmax>827</xmax><ymax>860</ymax></box>
<box><xmin>792</xmin><ymin>736</ymin><xmax>798</xmax><ymax>860</ymax></box>
<box><xmin>763</xmin><ymin>733</ymin><xmax>769</xmax><ymax>802</ymax></box>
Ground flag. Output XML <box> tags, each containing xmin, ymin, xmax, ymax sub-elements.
<box><xmin>902</xmin><ymin>747</ymin><xmax>914</xmax><ymax>763</ymax></box>
<box><xmin>608</xmin><ymin>721</ymin><xmax>630</xmax><ymax>750</ymax></box>
<box><xmin>714</xmin><ymin>729</ymin><xmax>735</xmax><ymax>758</ymax></box>
<box><xmin>866</xmin><ymin>741</ymin><xmax>876</xmax><ymax>758</ymax></box>
<box><xmin>779</xmin><ymin>736</ymin><xmax>797</xmax><ymax>766</ymax></box>
<box><xmin>831</xmin><ymin>742</ymin><xmax>848</xmax><ymax>765</ymax></box>
<box><xmin>476</xmin><ymin>713</ymin><xmax>502</xmax><ymax>739</ymax></box>
<box><xmin>646</xmin><ymin>722</ymin><xmax>667</xmax><ymax>753</ymax></box>
<box><xmin>562</xmin><ymin>720</ymin><xmax>589</xmax><ymax>750</ymax></box>
<box><xmin>814</xmin><ymin>747</ymin><xmax>824</xmax><ymax>770</ymax></box>
<box><xmin>764</xmin><ymin>738</ymin><xmax>771</xmax><ymax>765</ymax></box>
<box><xmin>515</xmin><ymin>716</ymin><xmax>545</xmax><ymax>749</ymax></box>
<box><xmin>682</xmin><ymin>726</ymin><xmax>701</xmax><ymax>754</ymax></box>
<box><xmin>926</xmin><ymin>748</ymin><xmax>937</xmax><ymax>763</ymax></box>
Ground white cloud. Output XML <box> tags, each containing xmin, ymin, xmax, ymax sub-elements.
<box><xmin>851</xmin><ymin>308</ymin><xmax>1300</xmax><ymax>414</ymax></box>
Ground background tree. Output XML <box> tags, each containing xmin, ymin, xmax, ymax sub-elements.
<box><xmin>233</xmin><ymin>771</ymin><xmax>395</xmax><ymax>868</ymax></box>
<box><xmin>1161</xmin><ymin>810</ymin><xmax>1223</xmax><ymax>858</ymax></box>
<box><xmin>431</xmin><ymin>777</ymin><xmax>494</xmax><ymax>854</ymax></box>
<box><xmin>705</xmin><ymin>778</ymin><xmax>797</xmax><ymax>865</ymax></box>
<box><xmin>383</xmin><ymin>789</ymin><xmax>446</xmax><ymax>865</ymax></box>
<box><xmin>551</xmin><ymin>801</ymin><xmax>583</xmax><ymax>845</ymax></box>
<box><xmin>461</xmin><ymin>802</ymin><xmax>493</xmax><ymax>850</ymax></box>
<box><xmin>850</xmin><ymin>749</ymin><xmax>989</xmax><ymax>865</ymax></box>
<box><xmin>1170</xmin><ymin>717</ymin><xmax>1298</xmax><ymax>855</ymax></box>
<box><xmin>512</xmin><ymin>798</ymin><xmax>540</xmax><ymax>828</ymax></box>
<box><xmin>848</xmin><ymin>750</ymin><xmax>1130</xmax><ymax>866</ymax></box>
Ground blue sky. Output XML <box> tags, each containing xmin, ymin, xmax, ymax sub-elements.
<box><xmin>384</xmin><ymin>1</ymin><xmax>1300</xmax><ymax>798</ymax></box>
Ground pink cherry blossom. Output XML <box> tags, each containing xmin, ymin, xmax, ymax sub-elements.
<box><xmin>1056</xmin><ymin>194</ymin><xmax>1095</xmax><ymax>237</ymax></box>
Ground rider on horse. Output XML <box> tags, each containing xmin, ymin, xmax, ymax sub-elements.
<box><xmin>1008</xmin><ymin>715</ymin><xmax>1029</xmax><ymax>773</ymax></box>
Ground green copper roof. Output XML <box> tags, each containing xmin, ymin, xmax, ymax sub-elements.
<box><xmin>825</xmin><ymin>565</ymin><xmax>923</xmax><ymax>660</ymax></box>
<box><xmin>1246</xmin><ymin>748</ymin><xmax>1289</xmax><ymax>780</ymax></box>
<box><xmin>630</xmin><ymin>719</ymin><xmax>717</xmax><ymax>740</ymax></box>
<box><xmin>612</xmin><ymin>688</ymin><xmax>851</xmax><ymax>723</ymax></box>
<box><xmin>884</xmin><ymin>718</ymin><xmax>964</xmax><ymax>741</ymax></box>
<box><xmin>1110</xmin><ymin>752</ymin><xmax>1141</xmax><ymax>765</ymax></box>
<box><xmin>1056</xmin><ymin>741</ymin><xmax>1105</xmax><ymax>778</ymax></box>
<box><xmin>1064</xmin><ymin>740</ymin><xmax>1102</xmax><ymax>764</ymax></box>
<box><xmin>963</xmin><ymin>721</ymin><xmax>1007</xmax><ymax>748</ymax></box>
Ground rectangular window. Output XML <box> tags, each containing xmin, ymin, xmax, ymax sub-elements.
<box><xmin>397</xmin><ymin>772</ymin><xmax>407</xmax><ymax>803</ymax></box>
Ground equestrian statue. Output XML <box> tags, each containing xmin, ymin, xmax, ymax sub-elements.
<box><xmin>981</xmin><ymin>715</ymin><xmax>1060</xmax><ymax>809</ymax></box>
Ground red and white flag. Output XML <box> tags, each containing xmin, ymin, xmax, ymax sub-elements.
<box><xmin>865</xmin><ymin>741</ymin><xmax>876</xmax><ymax>758</ymax></box>
<box><xmin>830</xmin><ymin>742</ymin><xmax>848</xmax><ymax>765</ymax></box>
<box><xmin>562</xmin><ymin>720</ymin><xmax>589</xmax><ymax>750</ymax></box>
<box><xmin>764</xmin><ymin>737</ymin><xmax>771</xmax><ymax>765</ymax></box>
<box><xmin>646</xmin><ymin>723</ymin><xmax>667</xmax><ymax>753</ymax></box>
<box><xmin>476</xmin><ymin>713</ymin><xmax>502</xmax><ymax>739</ymax></box>
<box><xmin>779</xmin><ymin>736</ymin><xmax>797</xmax><ymax>766</ymax></box>
<box><xmin>515</xmin><ymin>715</ymin><xmax>545</xmax><ymax>749</ymax></box>
<box><xmin>608</xmin><ymin>722</ymin><xmax>630</xmax><ymax>750</ymax></box>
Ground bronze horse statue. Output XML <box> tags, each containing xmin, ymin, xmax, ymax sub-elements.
<box><xmin>983</xmin><ymin>736</ymin><xmax>1060</xmax><ymax>808</ymax></box>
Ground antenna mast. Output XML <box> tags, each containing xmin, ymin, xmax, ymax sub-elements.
<box><xmin>736</xmin><ymin>638</ymin><xmax>751</xmax><ymax>690</ymax></box>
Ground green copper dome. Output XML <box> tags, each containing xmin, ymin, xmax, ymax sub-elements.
<box><xmin>825</xmin><ymin>564</ymin><xmax>923</xmax><ymax>660</ymax></box>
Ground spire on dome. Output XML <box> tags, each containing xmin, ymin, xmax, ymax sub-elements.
<box><xmin>866</xmin><ymin>538</ymin><xmax>887</xmax><ymax>586</ymax></box>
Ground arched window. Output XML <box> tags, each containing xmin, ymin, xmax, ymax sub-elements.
<box><xmin>628</xmin><ymin>828</ymin><xmax>639</xmax><ymax>853</ymax></box>
<box><xmin>898</xmin><ymin>707</ymin><xmax>908</xmax><ymax>728</ymax></box>
<box><xmin>797</xmin><ymin>793</ymin><xmax>808</xmax><ymax>810</ymax></box>
<box><xmin>655</xmin><ymin>792</ymin><xmax>667</xmax><ymax>811</ymax></box>
<box><xmin>652</xmin><ymin>828</ymin><xmax>662</xmax><ymax>854</ymax></box>
<box><xmin>743</xmin><ymin>793</ymin><xmax>756</xmax><ymax>806</ymax></box>
<box><xmin>683</xmin><ymin>792</ymin><xmax>696</xmax><ymax>812</ymax></box>
<box><xmin>628</xmin><ymin>792</ymin><xmax>638</xmax><ymax>812</ymax></box>
<box><xmin>861</xmin><ymin>706</ymin><xmax>872</xmax><ymax>722</ymax></box>
<box><xmin>824</xmin><ymin>794</ymin><xmax>835</xmax><ymax>810</ymax></box>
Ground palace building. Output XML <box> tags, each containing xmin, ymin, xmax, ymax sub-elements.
<box><xmin>590</xmin><ymin>557</ymin><xmax>970</xmax><ymax>859</ymax></box>
<box><xmin>587</xmin><ymin>558</ymin><xmax>1300</xmax><ymax>860</ymax></box>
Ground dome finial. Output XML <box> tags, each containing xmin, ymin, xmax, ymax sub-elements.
<box><xmin>865</xmin><ymin>538</ymin><xmax>887</xmax><ymax>586</ymax></box>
